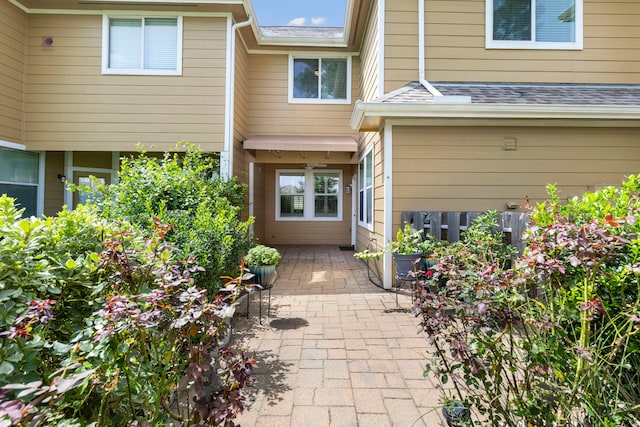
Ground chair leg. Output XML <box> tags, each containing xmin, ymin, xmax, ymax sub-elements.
<box><xmin>246</xmin><ymin>288</ymin><xmax>251</xmax><ymax>318</ymax></box>
<box><xmin>267</xmin><ymin>288</ymin><xmax>272</xmax><ymax>318</ymax></box>
<box><xmin>258</xmin><ymin>289</ymin><xmax>263</xmax><ymax>325</ymax></box>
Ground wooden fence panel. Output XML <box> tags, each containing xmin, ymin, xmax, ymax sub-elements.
<box><xmin>401</xmin><ymin>210</ymin><xmax>530</xmax><ymax>253</ymax></box>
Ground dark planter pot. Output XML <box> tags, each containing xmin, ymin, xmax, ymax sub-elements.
<box><xmin>393</xmin><ymin>253</ymin><xmax>423</xmax><ymax>280</ymax></box>
<box><xmin>424</xmin><ymin>258</ymin><xmax>439</xmax><ymax>269</ymax></box>
<box><xmin>442</xmin><ymin>401</ymin><xmax>470</xmax><ymax>427</ymax></box>
<box><xmin>249</xmin><ymin>265</ymin><xmax>277</xmax><ymax>288</ymax></box>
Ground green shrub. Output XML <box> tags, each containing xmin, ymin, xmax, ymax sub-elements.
<box><xmin>0</xmin><ymin>196</ymin><xmax>105</xmax><ymax>386</ymax></box>
<box><xmin>98</xmin><ymin>145</ymin><xmax>253</xmax><ymax>294</ymax></box>
<box><xmin>0</xmin><ymin>196</ymin><xmax>255</xmax><ymax>426</ymax></box>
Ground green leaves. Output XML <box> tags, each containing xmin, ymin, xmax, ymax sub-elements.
<box><xmin>98</xmin><ymin>146</ymin><xmax>253</xmax><ymax>294</ymax></box>
<box><xmin>416</xmin><ymin>176</ymin><xmax>640</xmax><ymax>426</ymax></box>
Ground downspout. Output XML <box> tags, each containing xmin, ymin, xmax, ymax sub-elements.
<box><xmin>418</xmin><ymin>0</ymin><xmax>443</xmax><ymax>97</ymax></box>
<box><xmin>378</xmin><ymin>0</ymin><xmax>385</xmax><ymax>97</ymax></box>
<box><xmin>222</xmin><ymin>14</ymin><xmax>253</xmax><ymax>180</ymax></box>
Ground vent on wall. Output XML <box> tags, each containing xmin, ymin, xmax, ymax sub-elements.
<box><xmin>42</xmin><ymin>36</ymin><xmax>53</xmax><ymax>50</ymax></box>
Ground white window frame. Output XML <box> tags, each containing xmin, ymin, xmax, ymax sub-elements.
<box><xmin>358</xmin><ymin>149</ymin><xmax>374</xmax><ymax>230</ymax></box>
<box><xmin>288</xmin><ymin>54</ymin><xmax>352</xmax><ymax>104</ymax></box>
<box><xmin>486</xmin><ymin>0</ymin><xmax>583</xmax><ymax>50</ymax></box>
<box><xmin>0</xmin><ymin>146</ymin><xmax>44</xmax><ymax>217</ymax></box>
<box><xmin>102</xmin><ymin>15</ymin><xmax>183</xmax><ymax>75</ymax></box>
<box><xmin>275</xmin><ymin>169</ymin><xmax>343</xmax><ymax>221</ymax></box>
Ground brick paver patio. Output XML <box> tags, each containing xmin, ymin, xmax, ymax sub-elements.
<box><xmin>233</xmin><ymin>245</ymin><xmax>447</xmax><ymax>427</ymax></box>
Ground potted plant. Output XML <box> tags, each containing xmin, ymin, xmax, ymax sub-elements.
<box><xmin>441</xmin><ymin>397</ymin><xmax>471</xmax><ymax>427</ymax></box>
<box><xmin>418</xmin><ymin>233</ymin><xmax>447</xmax><ymax>269</ymax></box>
<box><xmin>389</xmin><ymin>225</ymin><xmax>425</xmax><ymax>280</ymax></box>
<box><xmin>244</xmin><ymin>244</ymin><xmax>281</xmax><ymax>288</ymax></box>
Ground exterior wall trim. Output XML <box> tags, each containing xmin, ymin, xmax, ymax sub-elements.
<box><xmin>223</xmin><ymin>14</ymin><xmax>253</xmax><ymax>179</ymax></box>
<box><xmin>37</xmin><ymin>152</ymin><xmax>45</xmax><ymax>216</ymax></box>
<box><xmin>382</xmin><ymin>122</ymin><xmax>392</xmax><ymax>289</ymax></box>
<box><xmin>351</xmin><ymin>102</ymin><xmax>640</xmax><ymax>131</ymax></box>
<box><xmin>7</xmin><ymin>1</ymin><xmax>234</xmax><ymax>17</ymax></box>
<box><xmin>0</xmin><ymin>140</ymin><xmax>26</xmax><ymax>150</ymax></box>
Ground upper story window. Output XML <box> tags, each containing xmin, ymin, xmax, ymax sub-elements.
<box><xmin>486</xmin><ymin>0</ymin><xmax>582</xmax><ymax>50</ymax></box>
<box><xmin>276</xmin><ymin>169</ymin><xmax>342</xmax><ymax>221</ymax></box>
<box><xmin>288</xmin><ymin>56</ymin><xmax>351</xmax><ymax>104</ymax></box>
<box><xmin>102</xmin><ymin>16</ymin><xmax>182</xmax><ymax>75</ymax></box>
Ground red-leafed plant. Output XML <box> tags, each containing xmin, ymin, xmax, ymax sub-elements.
<box><xmin>415</xmin><ymin>178</ymin><xmax>640</xmax><ymax>426</ymax></box>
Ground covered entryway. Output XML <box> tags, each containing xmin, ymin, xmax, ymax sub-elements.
<box><xmin>244</xmin><ymin>135</ymin><xmax>358</xmax><ymax>247</ymax></box>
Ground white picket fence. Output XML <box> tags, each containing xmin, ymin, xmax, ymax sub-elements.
<box><xmin>400</xmin><ymin>211</ymin><xmax>530</xmax><ymax>254</ymax></box>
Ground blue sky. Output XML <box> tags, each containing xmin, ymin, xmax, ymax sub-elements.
<box><xmin>251</xmin><ymin>0</ymin><xmax>347</xmax><ymax>27</ymax></box>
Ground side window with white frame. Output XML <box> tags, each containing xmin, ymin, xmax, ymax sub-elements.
<box><xmin>486</xmin><ymin>0</ymin><xmax>582</xmax><ymax>50</ymax></box>
<box><xmin>358</xmin><ymin>149</ymin><xmax>373</xmax><ymax>228</ymax></box>
<box><xmin>289</xmin><ymin>56</ymin><xmax>351</xmax><ymax>104</ymax></box>
<box><xmin>277</xmin><ymin>169</ymin><xmax>342</xmax><ymax>220</ymax></box>
<box><xmin>102</xmin><ymin>15</ymin><xmax>182</xmax><ymax>75</ymax></box>
<box><xmin>0</xmin><ymin>147</ymin><xmax>40</xmax><ymax>217</ymax></box>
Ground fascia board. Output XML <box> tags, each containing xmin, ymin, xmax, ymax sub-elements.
<box><xmin>9</xmin><ymin>0</ymin><xmax>233</xmax><ymax>16</ymax></box>
<box><xmin>351</xmin><ymin>102</ymin><xmax>640</xmax><ymax>130</ymax></box>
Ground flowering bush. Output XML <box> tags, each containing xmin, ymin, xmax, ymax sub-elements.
<box><xmin>415</xmin><ymin>182</ymin><xmax>640</xmax><ymax>426</ymax></box>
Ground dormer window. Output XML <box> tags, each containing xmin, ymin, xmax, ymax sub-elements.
<box><xmin>288</xmin><ymin>56</ymin><xmax>351</xmax><ymax>104</ymax></box>
<box><xmin>486</xmin><ymin>0</ymin><xmax>582</xmax><ymax>50</ymax></box>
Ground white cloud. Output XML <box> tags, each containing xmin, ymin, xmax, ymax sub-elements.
<box><xmin>287</xmin><ymin>17</ymin><xmax>306</xmax><ymax>26</ymax></box>
<box><xmin>311</xmin><ymin>17</ymin><xmax>327</xmax><ymax>26</ymax></box>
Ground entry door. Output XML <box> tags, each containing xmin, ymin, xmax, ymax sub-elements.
<box><xmin>72</xmin><ymin>171</ymin><xmax>111</xmax><ymax>208</ymax></box>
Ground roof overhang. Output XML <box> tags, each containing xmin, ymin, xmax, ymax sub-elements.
<box><xmin>243</xmin><ymin>135</ymin><xmax>358</xmax><ymax>164</ymax></box>
<box><xmin>351</xmin><ymin>101</ymin><xmax>640</xmax><ymax>132</ymax></box>
<box><xmin>243</xmin><ymin>135</ymin><xmax>357</xmax><ymax>152</ymax></box>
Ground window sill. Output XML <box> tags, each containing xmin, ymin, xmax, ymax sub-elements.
<box><xmin>102</xmin><ymin>69</ymin><xmax>182</xmax><ymax>76</ymax></box>
<box><xmin>288</xmin><ymin>98</ymin><xmax>351</xmax><ymax>105</ymax></box>
<box><xmin>486</xmin><ymin>41</ymin><xmax>583</xmax><ymax>50</ymax></box>
<box><xmin>276</xmin><ymin>217</ymin><xmax>343</xmax><ymax>222</ymax></box>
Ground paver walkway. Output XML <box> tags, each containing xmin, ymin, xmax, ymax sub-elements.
<box><xmin>233</xmin><ymin>245</ymin><xmax>447</xmax><ymax>427</ymax></box>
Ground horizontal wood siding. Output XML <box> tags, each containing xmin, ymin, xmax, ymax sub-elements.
<box><xmin>247</xmin><ymin>54</ymin><xmax>359</xmax><ymax>136</ymax></box>
<box><xmin>392</xmin><ymin>126</ymin><xmax>640</xmax><ymax>230</ymax></box>
<box><xmin>24</xmin><ymin>14</ymin><xmax>228</xmax><ymax>151</ymax></box>
<box><xmin>359</xmin><ymin>0</ymin><xmax>379</xmax><ymax>102</ymax></box>
<box><xmin>233</xmin><ymin>32</ymin><xmax>252</xmax><ymax>223</ymax></box>
<box><xmin>384</xmin><ymin>0</ymin><xmax>419</xmax><ymax>93</ymax></box>
<box><xmin>425</xmin><ymin>0</ymin><xmax>640</xmax><ymax>83</ymax></box>
<box><xmin>234</xmin><ymin>31</ymin><xmax>249</xmax><ymax>183</ymax></box>
<box><xmin>262</xmin><ymin>163</ymin><xmax>354</xmax><ymax>246</ymax></box>
<box><xmin>44</xmin><ymin>151</ymin><xmax>64</xmax><ymax>216</ymax></box>
<box><xmin>0</xmin><ymin>2</ymin><xmax>26</xmax><ymax>144</ymax></box>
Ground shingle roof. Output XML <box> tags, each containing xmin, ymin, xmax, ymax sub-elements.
<box><xmin>260</xmin><ymin>26</ymin><xmax>344</xmax><ymax>39</ymax></box>
<box><xmin>376</xmin><ymin>82</ymin><xmax>435</xmax><ymax>103</ymax></box>
<box><xmin>374</xmin><ymin>81</ymin><xmax>640</xmax><ymax>106</ymax></box>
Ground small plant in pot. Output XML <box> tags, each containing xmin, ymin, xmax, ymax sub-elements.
<box><xmin>244</xmin><ymin>244</ymin><xmax>281</xmax><ymax>288</ymax></box>
<box><xmin>389</xmin><ymin>225</ymin><xmax>426</xmax><ymax>278</ymax></box>
<box><xmin>418</xmin><ymin>233</ymin><xmax>447</xmax><ymax>269</ymax></box>
<box><xmin>441</xmin><ymin>397</ymin><xmax>471</xmax><ymax>427</ymax></box>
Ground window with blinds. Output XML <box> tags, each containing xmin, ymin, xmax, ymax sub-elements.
<box><xmin>0</xmin><ymin>148</ymin><xmax>39</xmax><ymax>217</ymax></box>
<box><xmin>487</xmin><ymin>0</ymin><xmax>582</xmax><ymax>49</ymax></box>
<box><xmin>103</xmin><ymin>16</ymin><xmax>182</xmax><ymax>75</ymax></box>
<box><xmin>276</xmin><ymin>169</ymin><xmax>343</xmax><ymax>221</ymax></box>
<box><xmin>289</xmin><ymin>56</ymin><xmax>351</xmax><ymax>104</ymax></box>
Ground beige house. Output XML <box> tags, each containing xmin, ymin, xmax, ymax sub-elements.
<box><xmin>2</xmin><ymin>0</ymin><xmax>640</xmax><ymax>288</ymax></box>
